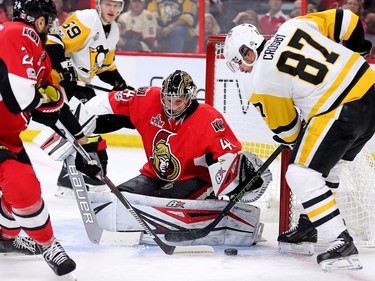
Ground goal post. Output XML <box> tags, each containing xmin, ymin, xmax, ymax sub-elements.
<box><xmin>205</xmin><ymin>34</ymin><xmax>375</xmax><ymax>246</ymax></box>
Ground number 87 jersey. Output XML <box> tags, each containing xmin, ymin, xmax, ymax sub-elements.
<box><xmin>246</xmin><ymin>8</ymin><xmax>375</xmax><ymax>144</ymax></box>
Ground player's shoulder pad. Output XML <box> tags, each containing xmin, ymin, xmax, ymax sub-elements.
<box><xmin>74</xmin><ymin>9</ymin><xmax>101</xmax><ymax>30</ymax></box>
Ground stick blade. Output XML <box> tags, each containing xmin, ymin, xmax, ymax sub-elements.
<box><xmin>164</xmin><ymin>229</ymin><xmax>209</xmax><ymax>242</ymax></box>
<box><xmin>172</xmin><ymin>245</ymin><xmax>214</xmax><ymax>256</ymax></box>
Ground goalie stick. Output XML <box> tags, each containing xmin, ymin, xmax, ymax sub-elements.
<box><xmin>76</xmin><ymin>81</ymin><xmax>112</xmax><ymax>92</ymax></box>
<box><xmin>56</xmin><ymin>121</ymin><xmax>214</xmax><ymax>256</ymax></box>
<box><xmin>164</xmin><ymin>144</ymin><xmax>286</xmax><ymax>242</ymax></box>
<box><xmin>64</xmin><ymin>154</ymin><xmax>142</xmax><ymax>245</ymax></box>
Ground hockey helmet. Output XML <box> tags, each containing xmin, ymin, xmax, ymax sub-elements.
<box><xmin>96</xmin><ymin>0</ymin><xmax>124</xmax><ymax>24</ymax></box>
<box><xmin>13</xmin><ymin>0</ymin><xmax>57</xmax><ymax>29</ymax></box>
<box><xmin>160</xmin><ymin>70</ymin><xmax>197</xmax><ymax>119</ymax></box>
<box><xmin>224</xmin><ymin>24</ymin><xmax>265</xmax><ymax>72</ymax></box>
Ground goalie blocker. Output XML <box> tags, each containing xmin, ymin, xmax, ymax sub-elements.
<box><xmin>209</xmin><ymin>151</ymin><xmax>272</xmax><ymax>202</ymax></box>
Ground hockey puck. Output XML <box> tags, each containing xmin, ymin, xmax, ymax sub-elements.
<box><xmin>224</xmin><ymin>248</ymin><xmax>238</xmax><ymax>256</ymax></box>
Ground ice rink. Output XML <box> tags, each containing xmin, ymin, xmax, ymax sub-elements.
<box><xmin>0</xmin><ymin>143</ymin><xmax>374</xmax><ymax>281</ymax></box>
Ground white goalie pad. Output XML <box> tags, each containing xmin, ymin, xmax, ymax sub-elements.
<box><xmin>89</xmin><ymin>191</ymin><xmax>264</xmax><ymax>246</ymax></box>
<box><xmin>33</xmin><ymin>97</ymin><xmax>97</xmax><ymax>161</ymax></box>
<box><xmin>209</xmin><ymin>151</ymin><xmax>272</xmax><ymax>203</ymax></box>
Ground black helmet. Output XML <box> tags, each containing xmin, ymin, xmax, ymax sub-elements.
<box><xmin>160</xmin><ymin>70</ymin><xmax>197</xmax><ymax>119</ymax></box>
<box><xmin>13</xmin><ymin>0</ymin><xmax>57</xmax><ymax>28</ymax></box>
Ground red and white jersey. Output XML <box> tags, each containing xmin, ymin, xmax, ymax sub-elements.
<box><xmin>86</xmin><ymin>87</ymin><xmax>241</xmax><ymax>182</ymax></box>
<box><xmin>0</xmin><ymin>21</ymin><xmax>51</xmax><ymax>153</ymax></box>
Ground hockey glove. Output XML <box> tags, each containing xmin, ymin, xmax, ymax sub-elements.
<box><xmin>58</xmin><ymin>59</ymin><xmax>78</xmax><ymax>90</ymax></box>
<box><xmin>75</xmin><ymin>136</ymin><xmax>108</xmax><ymax>179</ymax></box>
<box><xmin>31</xmin><ymin>83</ymin><xmax>65</xmax><ymax>127</ymax></box>
<box><xmin>113</xmin><ymin>79</ymin><xmax>135</xmax><ymax>91</ymax></box>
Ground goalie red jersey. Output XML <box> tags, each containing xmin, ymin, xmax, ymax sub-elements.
<box><xmin>0</xmin><ymin>21</ymin><xmax>52</xmax><ymax>153</ymax></box>
<box><xmin>86</xmin><ymin>86</ymin><xmax>241</xmax><ymax>183</ymax></box>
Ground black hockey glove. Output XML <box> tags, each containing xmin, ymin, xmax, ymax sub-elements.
<box><xmin>58</xmin><ymin>59</ymin><xmax>78</xmax><ymax>90</ymax></box>
<box><xmin>112</xmin><ymin>79</ymin><xmax>135</xmax><ymax>91</ymax></box>
<box><xmin>75</xmin><ymin>136</ymin><xmax>108</xmax><ymax>179</ymax></box>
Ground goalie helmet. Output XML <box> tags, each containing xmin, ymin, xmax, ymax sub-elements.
<box><xmin>96</xmin><ymin>0</ymin><xmax>124</xmax><ymax>25</ymax></box>
<box><xmin>13</xmin><ymin>0</ymin><xmax>57</xmax><ymax>29</ymax></box>
<box><xmin>224</xmin><ymin>24</ymin><xmax>265</xmax><ymax>72</ymax></box>
<box><xmin>160</xmin><ymin>70</ymin><xmax>197</xmax><ymax>119</ymax></box>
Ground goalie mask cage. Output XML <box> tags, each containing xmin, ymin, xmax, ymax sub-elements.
<box><xmin>205</xmin><ymin>34</ymin><xmax>375</xmax><ymax>247</ymax></box>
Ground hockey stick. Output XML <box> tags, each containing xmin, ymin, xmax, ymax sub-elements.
<box><xmin>164</xmin><ymin>144</ymin><xmax>286</xmax><ymax>242</ymax></box>
<box><xmin>56</xmin><ymin>121</ymin><xmax>214</xmax><ymax>255</ymax></box>
<box><xmin>76</xmin><ymin>81</ymin><xmax>112</xmax><ymax>92</ymax></box>
<box><xmin>64</xmin><ymin>154</ymin><xmax>142</xmax><ymax>245</ymax></box>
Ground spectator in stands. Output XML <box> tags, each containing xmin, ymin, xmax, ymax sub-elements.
<box><xmin>117</xmin><ymin>0</ymin><xmax>157</xmax><ymax>52</ymax></box>
<box><xmin>63</xmin><ymin>0</ymin><xmax>92</xmax><ymax>12</ymax></box>
<box><xmin>53</xmin><ymin>0</ymin><xmax>68</xmax><ymax>24</ymax></box>
<box><xmin>204</xmin><ymin>13</ymin><xmax>220</xmax><ymax>51</ymax></box>
<box><xmin>205</xmin><ymin>0</ymin><xmax>224</xmax><ymax>31</ymax></box>
<box><xmin>364</xmin><ymin>12</ymin><xmax>375</xmax><ymax>55</ymax></box>
<box><xmin>147</xmin><ymin>0</ymin><xmax>198</xmax><ymax>53</ymax></box>
<box><xmin>290</xmin><ymin>0</ymin><xmax>302</xmax><ymax>18</ymax></box>
<box><xmin>343</xmin><ymin>0</ymin><xmax>365</xmax><ymax>27</ymax></box>
<box><xmin>0</xmin><ymin>0</ymin><xmax>12</xmax><ymax>23</ymax></box>
<box><xmin>258</xmin><ymin>0</ymin><xmax>289</xmax><ymax>36</ymax></box>
<box><xmin>308</xmin><ymin>0</ymin><xmax>325</xmax><ymax>11</ymax></box>
<box><xmin>226</xmin><ymin>9</ymin><xmax>261</xmax><ymax>33</ymax></box>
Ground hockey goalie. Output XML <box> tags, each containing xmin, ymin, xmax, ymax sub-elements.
<box><xmin>34</xmin><ymin>70</ymin><xmax>272</xmax><ymax>246</ymax></box>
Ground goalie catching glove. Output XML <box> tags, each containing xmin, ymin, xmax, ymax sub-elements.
<box><xmin>31</xmin><ymin>83</ymin><xmax>64</xmax><ymax>127</ymax></box>
<box><xmin>75</xmin><ymin>136</ymin><xmax>108</xmax><ymax>179</ymax></box>
<box><xmin>208</xmin><ymin>151</ymin><xmax>272</xmax><ymax>203</ymax></box>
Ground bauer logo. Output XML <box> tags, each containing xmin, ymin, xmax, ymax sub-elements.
<box><xmin>211</xmin><ymin>118</ymin><xmax>225</xmax><ymax>132</ymax></box>
<box><xmin>166</xmin><ymin>200</ymin><xmax>185</xmax><ymax>208</ymax></box>
<box><xmin>215</xmin><ymin>167</ymin><xmax>225</xmax><ymax>184</ymax></box>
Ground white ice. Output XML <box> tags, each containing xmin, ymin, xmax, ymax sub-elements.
<box><xmin>1</xmin><ymin>143</ymin><xmax>374</xmax><ymax>281</ymax></box>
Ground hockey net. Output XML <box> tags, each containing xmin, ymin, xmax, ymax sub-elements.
<box><xmin>205</xmin><ymin>34</ymin><xmax>375</xmax><ymax>247</ymax></box>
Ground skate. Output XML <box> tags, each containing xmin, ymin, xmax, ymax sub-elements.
<box><xmin>56</xmin><ymin>162</ymin><xmax>106</xmax><ymax>197</ymax></box>
<box><xmin>39</xmin><ymin>240</ymin><xmax>76</xmax><ymax>276</ymax></box>
<box><xmin>278</xmin><ymin>214</ymin><xmax>317</xmax><ymax>255</ymax></box>
<box><xmin>317</xmin><ymin>230</ymin><xmax>363</xmax><ymax>272</ymax></box>
<box><xmin>0</xmin><ymin>236</ymin><xmax>42</xmax><ymax>255</ymax></box>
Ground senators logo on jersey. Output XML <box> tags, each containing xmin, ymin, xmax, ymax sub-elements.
<box><xmin>211</xmin><ymin>118</ymin><xmax>225</xmax><ymax>132</ymax></box>
<box><xmin>150</xmin><ymin>130</ymin><xmax>181</xmax><ymax>181</ymax></box>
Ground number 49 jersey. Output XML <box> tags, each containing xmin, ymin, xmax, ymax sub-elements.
<box><xmin>248</xmin><ymin>9</ymin><xmax>375</xmax><ymax>144</ymax></box>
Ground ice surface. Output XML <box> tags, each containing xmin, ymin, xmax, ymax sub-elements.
<box><xmin>1</xmin><ymin>143</ymin><xmax>374</xmax><ymax>281</ymax></box>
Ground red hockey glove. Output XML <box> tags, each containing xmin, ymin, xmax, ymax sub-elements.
<box><xmin>75</xmin><ymin>136</ymin><xmax>108</xmax><ymax>179</ymax></box>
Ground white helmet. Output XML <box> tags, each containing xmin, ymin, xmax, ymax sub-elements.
<box><xmin>224</xmin><ymin>24</ymin><xmax>265</xmax><ymax>72</ymax></box>
<box><xmin>96</xmin><ymin>0</ymin><xmax>124</xmax><ymax>25</ymax></box>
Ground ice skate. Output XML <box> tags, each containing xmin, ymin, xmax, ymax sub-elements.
<box><xmin>0</xmin><ymin>236</ymin><xmax>42</xmax><ymax>255</ymax></box>
<box><xmin>39</xmin><ymin>240</ymin><xmax>76</xmax><ymax>276</ymax></box>
<box><xmin>278</xmin><ymin>214</ymin><xmax>317</xmax><ymax>255</ymax></box>
<box><xmin>56</xmin><ymin>163</ymin><xmax>106</xmax><ymax>197</ymax></box>
<box><xmin>317</xmin><ymin>230</ymin><xmax>362</xmax><ymax>272</ymax></box>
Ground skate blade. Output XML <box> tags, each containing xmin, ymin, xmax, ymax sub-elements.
<box><xmin>320</xmin><ymin>255</ymin><xmax>363</xmax><ymax>272</ymax></box>
<box><xmin>64</xmin><ymin>272</ymin><xmax>78</xmax><ymax>281</ymax></box>
<box><xmin>278</xmin><ymin>242</ymin><xmax>314</xmax><ymax>256</ymax></box>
